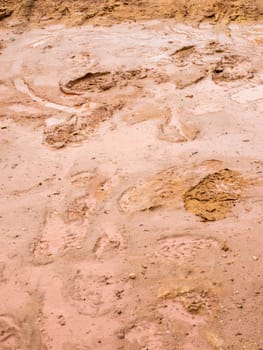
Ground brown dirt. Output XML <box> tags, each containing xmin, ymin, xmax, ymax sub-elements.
<box><xmin>183</xmin><ymin>168</ymin><xmax>245</xmax><ymax>221</ymax></box>
<box><xmin>1</xmin><ymin>0</ymin><xmax>263</xmax><ymax>28</ymax></box>
<box><xmin>60</xmin><ymin>69</ymin><xmax>149</xmax><ymax>95</ymax></box>
<box><xmin>0</xmin><ymin>5</ymin><xmax>263</xmax><ymax>350</ymax></box>
<box><xmin>212</xmin><ymin>54</ymin><xmax>255</xmax><ymax>83</ymax></box>
<box><xmin>43</xmin><ymin>106</ymin><xmax>114</xmax><ymax>149</ymax></box>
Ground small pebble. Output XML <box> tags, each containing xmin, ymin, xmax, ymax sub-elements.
<box><xmin>129</xmin><ymin>273</ymin><xmax>136</xmax><ymax>280</ymax></box>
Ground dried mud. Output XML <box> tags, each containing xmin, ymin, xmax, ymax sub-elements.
<box><xmin>60</xmin><ymin>69</ymin><xmax>149</xmax><ymax>95</ymax></box>
<box><xmin>1</xmin><ymin>0</ymin><xmax>263</xmax><ymax>28</ymax></box>
<box><xmin>183</xmin><ymin>168</ymin><xmax>245</xmax><ymax>221</ymax></box>
<box><xmin>0</xmin><ymin>9</ymin><xmax>263</xmax><ymax>350</ymax></box>
<box><xmin>43</xmin><ymin>106</ymin><xmax>114</xmax><ymax>148</ymax></box>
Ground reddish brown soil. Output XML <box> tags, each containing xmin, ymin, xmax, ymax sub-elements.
<box><xmin>0</xmin><ymin>3</ymin><xmax>263</xmax><ymax>350</ymax></box>
<box><xmin>1</xmin><ymin>0</ymin><xmax>263</xmax><ymax>28</ymax></box>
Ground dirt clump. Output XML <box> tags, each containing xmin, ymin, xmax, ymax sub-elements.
<box><xmin>0</xmin><ymin>7</ymin><xmax>13</xmax><ymax>21</ymax></box>
<box><xmin>43</xmin><ymin>106</ymin><xmax>113</xmax><ymax>148</ymax></box>
<box><xmin>183</xmin><ymin>168</ymin><xmax>245</xmax><ymax>221</ymax></box>
<box><xmin>171</xmin><ymin>42</ymin><xmax>256</xmax><ymax>85</ymax></box>
<box><xmin>178</xmin><ymin>289</ymin><xmax>211</xmax><ymax>314</ymax></box>
<box><xmin>212</xmin><ymin>55</ymin><xmax>254</xmax><ymax>83</ymax></box>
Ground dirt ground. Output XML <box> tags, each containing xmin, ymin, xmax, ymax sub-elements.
<box><xmin>1</xmin><ymin>0</ymin><xmax>263</xmax><ymax>27</ymax></box>
<box><xmin>0</xmin><ymin>1</ymin><xmax>263</xmax><ymax>350</ymax></box>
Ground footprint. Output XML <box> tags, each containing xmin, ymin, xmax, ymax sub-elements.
<box><xmin>43</xmin><ymin>106</ymin><xmax>113</xmax><ymax>148</ymax></box>
<box><xmin>0</xmin><ymin>315</ymin><xmax>22</xmax><ymax>349</ymax></box>
<box><xmin>64</xmin><ymin>196</ymin><xmax>91</xmax><ymax>223</ymax></box>
<box><xmin>30</xmin><ymin>210</ymin><xmax>88</xmax><ymax>264</ymax></box>
<box><xmin>0</xmin><ymin>314</ymin><xmax>45</xmax><ymax>350</ymax></box>
<box><xmin>125</xmin><ymin>320</ymin><xmax>172</xmax><ymax>350</ymax></box>
<box><xmin>60</xmin><ymin>69</ymin><xmax>149</xmax><ymax>95</ymax></box>
<box><xmin>30</xmin><ymin>238</ymin><xmax>53</xmax><ymax>265</ymax></box>
<box><xmin>157</xmin><ymin>301</ymin><xmax>212</xmax><ymax>349</ymax></box>
<box><xmin>157</xmin><ymin>107</ymin><xmax>199</xmax><ymax>143</ymax></box>
<box><xmin>184</xmin><ymin>168</ymin><xmax>245</xmax><ymax>221</ymax></box>
<box><xmin>70</xmin><ymin>171</ymin><xmax>96</xmax><ymax>187</ymax></box>
<box><xmin>118</xmin><ymin>165</ymin><xmax>245</xmax><ymax>218</ymax></box>
<box><xmin>118</xmin><ymin>167</ymin><xmax>186</xmax><ymax>213</ymax></box>
<box><xmin>155</xmin><ymin>235</ymin><xmax>218</xmax><ymax>263</ymax></box>
<box><xmin>63</xmin><ymin>268</ymin><xmax>119</xmax><ymax>317</ymax></box>
<box><xmin>92</xmin><ymin>223</ymin><xmax>125</xmax><ymax>259</ymax></box>
<box><xmin>60</xmin><ymin>72</ymin><xmax>113</xmax><ymax>94</ymax></box>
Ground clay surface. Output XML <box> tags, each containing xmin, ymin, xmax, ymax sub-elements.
<box><xmin>0</xmin><ymin>7</ymin><xmax>263</xmax><ymax>350</ymax></box>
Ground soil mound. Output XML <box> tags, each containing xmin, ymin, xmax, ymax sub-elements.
<box><xmin>1</xmin><ymin>0</ymin><xmax>263</xmax><ymax>27</ymax></box>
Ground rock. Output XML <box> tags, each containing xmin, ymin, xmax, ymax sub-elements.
<box><xmin>0</xmin><ymin>8</ymin><xmax>13</xmax><ymax>21</ymax></box>
<box><xmin>129</xmin><ymin>273</ymin><xmax>137</xmax><ymax>280</ymax></box>
<box><xmin>221</xmin><ymin>241</ymin><xmax>230</xmax><ymax>252</ymax></box>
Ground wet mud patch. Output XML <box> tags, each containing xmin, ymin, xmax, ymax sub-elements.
<box><xmin>60</xmin><ymin>69</ymin><xmax>149</xmax><ymax>95</ymax></box>
<box><xmin>183</xmin><ymin>168</ymin><xmax>245</xmax><ymax>221</ymax></box>
<box><xmin>0</xmin><ymin>17</ymin><xmax>263</xmax><ymax>350</ymax></box>
<box><xmin>43</xmin><ymin>106</ymin><xmax>113</xmax><ymax>148</ymax></box>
